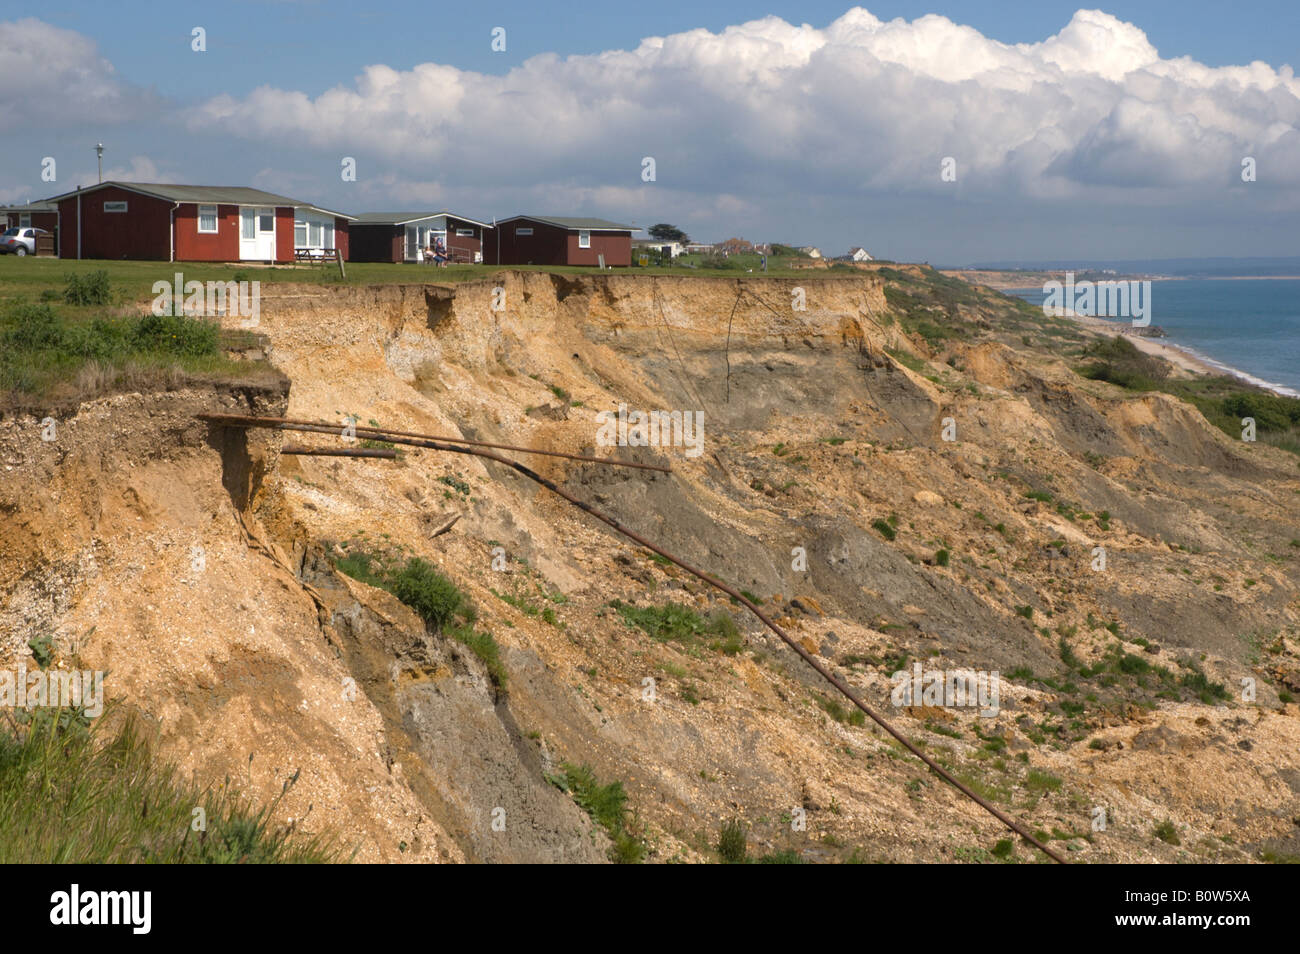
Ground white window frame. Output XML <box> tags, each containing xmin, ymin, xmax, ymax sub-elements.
<box><xmin>104</xmin><ymin>201</ymin><xmax>128</xmax><ymax>213</ymax></box>
<box><xmin>578</xmin><ymin>229</ymin><xmax>591</xmax><ymax>249</ymax></box>
<box><xmin>516</xmin><ymin>227</ymin><xmax>533</xmax><ymax>236</ymax></box>
<box><xmin>294</xmin><ymin>219</ymin><xmax>307</xmax><ymax>247</ymax></box>
<box><xmin>456</xmin><ymin>228</ymin><xmax>473</xmax><ymax>237</ymax></box>
<box><xmin>197</xmin><ymin>204</ymin><xmax>219</xmax><ymax>233</ymax></box>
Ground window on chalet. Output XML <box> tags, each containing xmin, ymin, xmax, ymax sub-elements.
<box><xmin>578</xmin><ymin>230</ymin><xmax>591</xmax><ymax>249</ymax></box>
<box><xmin>198</xmin><ymin>205</ymin><xmax>218</xmax><ymax>233</ymax></box>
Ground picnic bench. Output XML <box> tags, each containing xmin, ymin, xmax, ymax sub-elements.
<box><xmin>295</xmin><ymin>247</ymin><xmax>340</xmax><ymax>263</ymax></box>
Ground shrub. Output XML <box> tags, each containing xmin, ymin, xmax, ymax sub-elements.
<box><xmin>872</xmin><ymin>519</ymin><xmax>896</xmax><ymax>541</ymax></box>
<box><xmin>388</xmin><ymin>558</ymin><xmax>470</xmax><ymax>632</ymax></box>
<box><xmin>613</xmin><ymin>601</ymin><xmax>737</xmax><ymax>650</ymax></box>
<box><xmin>1153</xmin><ymin>820</ymin><xmax>1181</xmax><ymax>846</ymax></box>
<box><xmin>556</xmin><ymin>763</ymin><xmax>644</xmax><ymax>864</ymax></box>
<box><xmin>935</xmin><ymin>548</ymin><xmax>951</xmax><ymax>567</ymax></box>
<box><xmin>63</xmin><ymin>270</ymin><xmax>113</xmax><ymax>306</ymax></box>
<box><xmin>132</xmin><ymin>313</ymin><xmax>220</xmax><ymax>357</ymax></box>
<box><xmin>718</xmin><ymin>819</ymin><xmax>748</xmax><ymax>863</ymax></box>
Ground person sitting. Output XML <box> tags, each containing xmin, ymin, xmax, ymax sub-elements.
<box><xmin>422</xmin><ymin>244</ymin><xmax>435</xmax><ymax>265</ymax></box>
<box><xmin>433</xmin><ymin>237</ymin><xmax>448</xmax><ymax>266</ymax></box>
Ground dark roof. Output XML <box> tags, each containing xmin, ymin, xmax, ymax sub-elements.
<box><xmin>0</xmin><ymin>202</ymin><xmax>57</xmax><ymax>213</ymax></box>
<box><xmin>497</xmin><ymin>215</ymin><xmax>636</xmax><ymax>232</ymax></box>
<box><xmin>44</xmin><ymin>181</ymin><xmax>355</xmax><ymax>220</ymax></box>
<box><xmin>352</xmin><ymin>211</ymin><xmax>491</xmax><ymax>228</ymax></box>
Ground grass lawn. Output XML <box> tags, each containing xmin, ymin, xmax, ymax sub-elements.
<box><xmin>0</xmin><ymin>255</ymin><xmax>872</xmax><ymax>307</ymax></box>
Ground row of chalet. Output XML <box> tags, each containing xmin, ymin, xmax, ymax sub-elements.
<box><xmin>10</xmin><ymin>181</ymin><xmax>636</xmax><ymax>267</ymax></box>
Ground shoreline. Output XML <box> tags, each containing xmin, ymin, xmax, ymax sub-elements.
<box><xmin>1067</xmin><ymin>315</ymin><xmax>1300</xmax><ymax>398</ymax></box>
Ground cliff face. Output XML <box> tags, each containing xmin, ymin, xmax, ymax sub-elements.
<box><xmin>3</xmin><ymin>270</ymin><xmax>1298</xmax><ymax>863</ymax></box>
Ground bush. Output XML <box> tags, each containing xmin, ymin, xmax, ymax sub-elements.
<box><xmin>1076</xmin><ymin>335</ymin><xmax>1169</xmax><ymax>390</ymax></box>
<box><xmin>1153</xmin><ymin>820</ymin><xmax>1181</xmax><ymax>846</ymax></box>
<box><xmin>718</xmin><ymin>818</ymin><xmax>748</xmax><ymax>863</ymax></box>
<box><xmin>613</xmin><ymin>601</ymin><xmax>737</xmax><ymax>649</ymax></box>
<box><xmin>63</xmin><ymin>270</ymin><xmax>113</xmax><ymax>306</ymax></box>
<box><xmin>935</xmin><ymin>548</ymin><xmax>951</xmax><ymax>567</ymax></box>
<box><xmin>388</xmin><ymin>558</ymin><xmax>469</xmax><ymax>632</ymax></box>
<box><xmin>872</xmin><ymin>519</ymin><xmax>896</xmax><ymax>541</ymax></box>
<box><xmin>1220</xmin><ymin>392</ymin><xmax>1300</xmax><ymax>433</ymax></box>
<box><xmin>133</xmin><ymin>312</ymin><xmax>220</xmax><ymax>357</ymax></box>
<box><xmin>3</xmin><ymin>303</ymin><xmax>64</xmax><ymax>350</ymax></box>
<box><xmin>556</xmin><ymin>764</ymin><xmax>644</xmax><ymax>864</ymax></box>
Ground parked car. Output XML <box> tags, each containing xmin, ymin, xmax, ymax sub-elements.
<box><xmin>0</xmin><ymin>227</ymin><xmax>48</xmax><ymax>256</ymax></box>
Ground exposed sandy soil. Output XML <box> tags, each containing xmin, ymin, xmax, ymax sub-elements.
<box><xmin>2</xmin><ymin>270</ymin><xmax>1298</xmax><ymax>863</ymax></box>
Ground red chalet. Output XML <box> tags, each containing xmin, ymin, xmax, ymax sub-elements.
<box><xmin>483</xmin><ymin>216</ymin><xmax>635</xmax><ymax>267</ymax></box>
<box><xmin>49</xmin><ymin>181</ymin><xmax>355</xmax><ymax>263</ymax></box>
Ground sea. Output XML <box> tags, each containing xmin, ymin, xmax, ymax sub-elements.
<box><xmin>1005</xmin><ymin>278</ymin><xmax>1300</xmax><ymax>398</ymax></box>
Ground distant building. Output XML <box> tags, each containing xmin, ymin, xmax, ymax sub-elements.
<box><xmin>683</xmin><ymin>243</ymin><xmax>714</xmax><ymax>255</ymax></box>
<box><xmin>633</xmin><ymin>237</ymin><xmax>684</xmax><ymax>258</ymax></box>
<box><xmin>716</xmin><ymin>237</ymin><xmax>755</xmax><ymax>256</ymax></box>
<box><xmin>0</xmin><ymin>201</ymin><xmax>58</xmax><ymax>233</ymax></box>
<box><xmin>483</xmin><ymin>215</ymin><xmax>636</xmax><ymax>267</ymax></box>
<box><xmin>848</xmin><ymin>247</ymin><xmax>873</xmax><ymax>262</ymax></box>
<box><xmin>350</xmin><ymin>211</ymin><xmax>490</xmax><ymax>263</ymax></box>
<box><xmin>797</xmin><ymin>246</ymin><xmax>822</xmax><ymax>259</ymax></box>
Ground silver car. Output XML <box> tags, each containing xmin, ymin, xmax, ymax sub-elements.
<box><xmin>0</xmin><ymin>226</ymin><xmax>48</xmax><ymax>256</ymax></box>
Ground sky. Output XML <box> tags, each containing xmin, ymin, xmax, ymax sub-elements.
<box><xmin>2</xmin><ymin>1</ymin><xmax>1297</xmax><ymax>262</ymax></box>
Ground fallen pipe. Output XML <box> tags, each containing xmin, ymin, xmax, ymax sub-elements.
<box><xmin>201</xmin><ymin>413</ymin><xmax>1066</xmax><ymax>863</ymax></box>
<box><xmin>281</xmin><ymin>444</ymin><xmax>398</xmax><ymax>459</ymax></box>
<box><xmin>198</xmin><ymin>412</ymin><xmax>671</xmax><ymax>474</ymax></box>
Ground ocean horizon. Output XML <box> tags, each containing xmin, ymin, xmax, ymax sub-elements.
<box><xmin>1008</xmin><ymin>278</ymin><xmax>1300</xmax><ymax>398</ymax></box>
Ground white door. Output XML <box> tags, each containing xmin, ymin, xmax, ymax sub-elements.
<box><xmin>240</xmin><ymin>207</ymin><xmax>276</xmax><ymax>260</ymax></box>
<box><xmin>405</xmin><ymin>225</ymin><xmax>419</xmax><ymax>261</ymax></box>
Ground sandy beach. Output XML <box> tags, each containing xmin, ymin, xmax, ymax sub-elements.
<box><xmin>1069</xmin><ymin>315</ymin><xmax>1220</xmax><ymax>377</ymax></box>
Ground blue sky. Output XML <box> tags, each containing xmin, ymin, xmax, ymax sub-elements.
<box><xmin>4</xmin><ymin>2</ymin><xmax>1298</xmax><ymax>261</ymax></box>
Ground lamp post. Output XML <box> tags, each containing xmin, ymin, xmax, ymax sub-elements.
<box><xmin>96</xmin><ymin>143</ymin><xmax>103</xmax><ymax>184</ymax></box>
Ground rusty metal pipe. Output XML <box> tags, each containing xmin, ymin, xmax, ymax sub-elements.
<box><xmin>199</xmin><ymin>412</ymin><xmax>1066</xmax><ymax>863</ymax></box>
<box><xmin>197</xmin><ymin>412</ymin><xmax>671</xmax><ymax>473</ymax></box>
<box><xmin>281</xmin><ymin>444</ymin><xmax>398</xmax><ymax>459</ymax></box>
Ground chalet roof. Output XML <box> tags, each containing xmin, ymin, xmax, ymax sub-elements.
<box><xmin>352</xmin><ymin>211</ymin><xmax>492</xmax><ymax>228</ymax></box>
<box><xmin>497</xmin><ymin>215</ymin><xmax>636</xmax><ymax>231</ymax></box>
<box><xmin>44</xmin><ymin>182</ymin><xmax>356</xmax><ymax>220</ymax></box>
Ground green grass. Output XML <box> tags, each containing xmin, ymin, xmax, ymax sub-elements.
<box><xmin>0</xmin><ymin>298</ymin><xmax>267</xmax><ymax>405</ymax></box>
<box><xmin>0</xmin><ymin>256</ymin><xmax>880</xmax><ymax>304</ymax></box>
<box><xmin>337</xmin><ymin>550</ymin><xmax>506</xmax><ymax>689</ymax></box>
<box><xmin>611</xmin><ymin>600</ymin><xmax>739</xmax><ymax>652</ymax></box>
<box><xmin>552</xmin><ymin>763</ymin><xmax>645</xmax><ymax>863</ymax></box>
<box><xmin>0</xmin><ymin>714</ymin><xmax>341</xmax><ymax>863</ymax></box>
<box><xmin>1153</xmin><ymin>820</ymin><xmax>1181</xmax><ymax>846</ymax></box>
<box><xmin>718</xmin><ymin>818</ymin><xmax>747</xmax><ymax>863</ymax></box>
<box><xmin>872</xmin><ymin>518</ymin><xmax>897</xmax><ymax>541</ymax></box>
